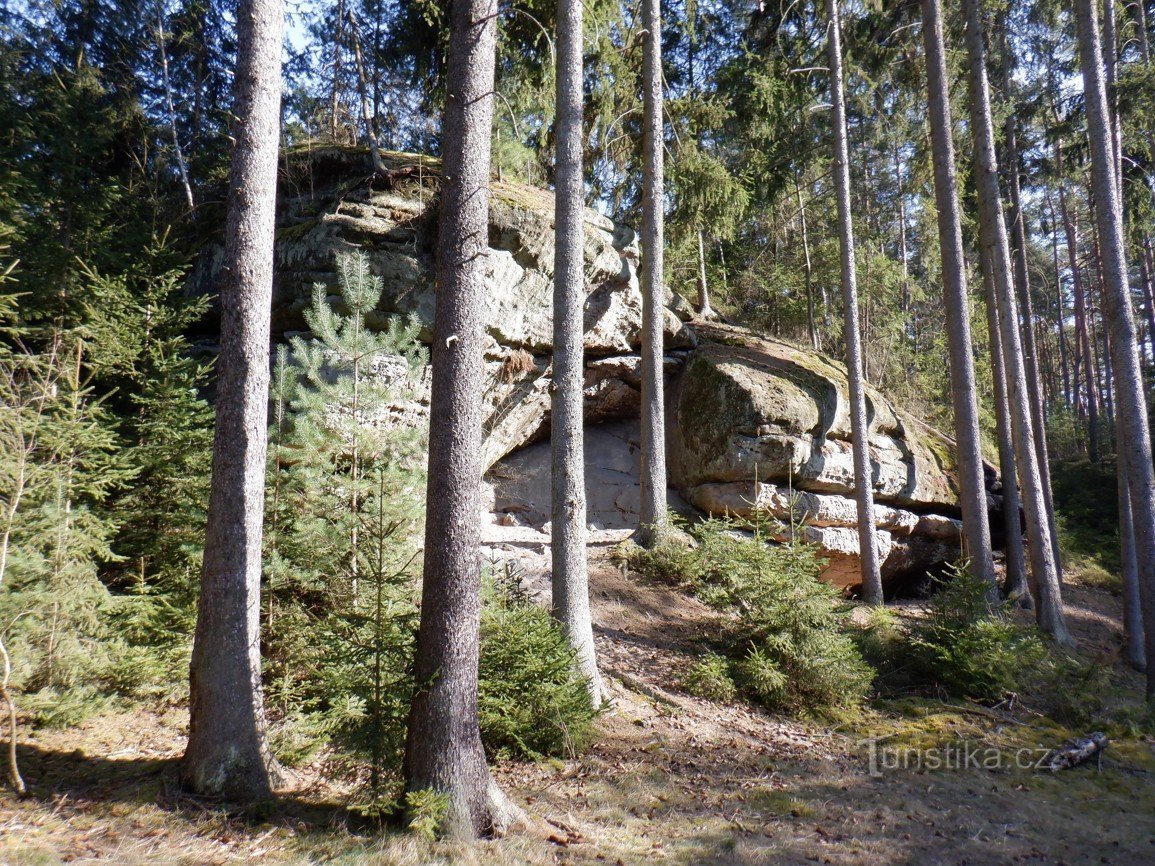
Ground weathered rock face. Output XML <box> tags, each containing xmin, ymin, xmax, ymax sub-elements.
<box><xmin>667</xmin><ymin>323</ymin><xmax>999</xmax><ymax>590</ymax></box>
<box><xmin>194</xmin><ymin>147</ymin><xmax>691</xmax><ymax>466</ymax></box>
<box><xmin>196</xmin><ymin>148</ymin><xmax>999</xmax><ymax>593</ymax></box>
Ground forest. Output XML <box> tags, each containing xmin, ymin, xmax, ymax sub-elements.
<box><xmin>2</xmin><ymin>0</ymin><xmax>1155</xmax><ymax>862</ymax></box>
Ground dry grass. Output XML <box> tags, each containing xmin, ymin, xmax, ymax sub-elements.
<box><xmin>2</xmin><ymin>556</ymin><xmax>1154</xmax><ymax>864</ymax></box>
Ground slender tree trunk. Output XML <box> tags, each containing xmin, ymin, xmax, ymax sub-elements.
<box><xmin>1047</xmin><ymin>191</ymin><xmax>1073</xmax><ymax>406</ymax></box>
<box><xmin>156</xmin><ymin>1</ymin><xmax>194</xmax><ymax>211</ymax></box>
<box><xmin>403</xmin><ymin>0</ymin><xmax>522</xmax><ymax>835</ymax></box>
<box><xmin>1075</xmin><ymin>0</ymin><xmax>1155</xmax><ymax>696</ymax></box>
<box><xmin>826</xmin><ymin>0</ymin><xmax>883</xmax><ymax>604</ymax></box>
<box><xmin>635</xmin><ymin>0</ymin><xmax>668</xmax><ymax>547</ymax></box>
<box><xmin>182</xmin><ymin>0</ymin><xmax>284</xmax><ymax>800</ymax></box>
<box><xmin>962</xmin><ymin>0</ymin><xmax>1068</xmax><ymax>636</ymax></box>
<box><xmin>983</xmin><ymin>255</ymin><xmax>1030</xmax><ymax>605</ymax></box>
<box><xmin>346</xmin><ymin>8</ymin><xmax>387</xmax><ymax>176</ymax></box>
<box><xmin>696</xmin><ymin>229</ymin><xmax>714</xmax><ymax>318</ymax></box>
<box><xmin>1142</xmin><ymin>238</ymin><xmax>1155</xmax><ymax>371</ymax></box>
<box><xmin>329</xmin><ymin>0</ymin><xmax>345</xmax><ymax>139</ymax></box>
<box><xmin>797</xmin><ymin>178</ymin><xmax>818</xmax><ymax>351</ymax></box>
<box><xmin>894</xmin><ymin>140</ymin><xmax>911</xmax><ymax>324</ymax></box>
<box><xmin>919</xmin><ymin>0</ymin><xmax>997</xmax><ymax>592</ymax></box>
<box><xmin>1057</xmin><ymin>155</ymin><xmax>1101</xmax><ymax>456</ymax></box>
<box><xmin>1002</xmin><ymin>81</ymin><xmax>1062</xmax><ymax>580</ymax></box>
<box><xmin>552</xmin><ymin>0</ymin><xmax>603</xmax><ymax>709</ymax></box>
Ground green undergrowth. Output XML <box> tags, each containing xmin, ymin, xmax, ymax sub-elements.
<box><xmin>1050</xmin><ymin>457</ymin><xmax>1122</xmax><ymax>591</ymax></box>
<box><xmin>620</xmin><ymin>512</ymin><xmax>873</xmax><ymax>716</ymax></box>
<box><xmin>624</xmin><ymin>514</ymin><xmax>1151</xmax><ymax>740</ymax></box>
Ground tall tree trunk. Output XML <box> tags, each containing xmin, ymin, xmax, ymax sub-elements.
<box><xmin>1142</xmin><ymin>238</ymin><xmax>1155</xmax><ymax>372</ymax></box>
<box><xmin>1056</xmin><ymin>152</ymin><xmax>1101</xmax><ymax>456</ymax></box>
<box><xmin>919</xmin><ymin>0</ymin><xmax>997</xmax><ymax>592</ymax></box>
<box><xmin>797</xmin><ymin>177</ymin><xmax>818</xmax><ymax>351</ymax></box>
<box><xmin>1118</xmin><ymin>410</ymin><xmax>1147</xmax><ymax>671</ymax></box>
<box><xmin>826</xmin><ymin>0</ymin><xmax>883</xmax><ymax>604</ymax></box>
<box><xmin>635</xmin><ymin>0</ymin><xmax>668</xmax><ymax>546</ymax></box>
<box><xmin>1075</xmin><ymin>0</ymin><xmax>1155</xmax><ymax>696</ymax></box>
<box><xmin>1047</xmin><ymin>191</ymin><xmax>1073</xmax><ymax>406</ymax></box>
<box><xmin>696</xmin><ymin>229</ymin><xmax>714</xmax><ymax>318</ymax></box>
<box><xmin>156</xmin><ymin>1</ymin><xmax>194</xmax><ymax>211</ymax></box>
<box><xmin>962</xmin><ymin>0</ymin><xmax>1068</xmax><ymax>637</ymax></box>
<box><xmin>894</xmin><ymin>140</ymin><xmax>911</xmax><ymax>325</ymax></box>
<box><xmin>1002</xmin><ymin>65</ymin><xmax>1062</xmax><ymax>578</ymax></box>
<box><xmin>329</xmin><ymin>0</ymin><xmax>345</xmax><ymax>139</ymax></box>
<box><xmin>552</xmin><ymin>0</ymin><xmax>603</xmax><ymax>709</ymax></box>
<box><xmin>182</xmin><ymin>0</ymin><xmax>284</xmax><ymax>800</ymax></box>
<box><xmin>346</xmin><ymin>8</ymin><xmax>387</xmax><ymax>176</ymax></box>
<box><xmin>983</xmin><ymin>255</ymin><xmax>1030</xmax><ymax>605</ymax></box>
<box><xmin>403</xmin><ymin>0</ymin><xmax>522</xmax><ymax>835</ymax></box>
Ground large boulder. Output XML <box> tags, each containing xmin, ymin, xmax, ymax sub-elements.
<box><xmin>667</xmin><ymin>323</ymin><xmax>999</xmax><ymax>590</ymax></box>
<box><xmin>193</xmin><ymin>147</ymin><xmax>1001</xmax><ymax>593</ymax></box>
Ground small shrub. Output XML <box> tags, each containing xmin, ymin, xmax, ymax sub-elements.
<box><xmin>628</xmin><ymin>512</ymin><xmax>874</xmax><ymax>715</ymax></box>
<box><xmin>477</xmin><ymin>569</ymin><xmax>598</xmax><ymax>759</ymax></box>
<box><xmin>681</xmin><ymin>652</ymin><xmax>737</xmax><ymax>701</ymax></box>
<box><xmin>908</xmin><ymin>565</ymin><xmax>1047</xmax><ymax>700</ymax></box>
<box><xmin>405</xmin><ymin>788</ymin><xmax>450</xmax><ymax>840</ymax></box>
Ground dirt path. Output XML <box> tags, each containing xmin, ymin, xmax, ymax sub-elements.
<box><xmin>1</xmin><ymin>554</ymin><xmax>1153</xmax><ymax>865</ymax></box>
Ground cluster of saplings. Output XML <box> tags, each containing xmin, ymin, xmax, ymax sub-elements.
<box><xmin>0</xmin><ymin>243</ymin><xmax>1140</xmax><ymax>823</ymax></box>
<box><xmin>0</xmin><ymin>251</ymin><xmax>598</xmax><ymax>812</ymax></box>
<box><xmin>624</xmin><ymin>512</ymin><xmax>1130</xmax><ymax>731</ymax></box>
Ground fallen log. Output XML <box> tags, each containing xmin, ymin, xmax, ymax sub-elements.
<box><xmin>1044</xmin><ymin>732</ymin><xmax>1108</xmax><ymax>772</ymax></box>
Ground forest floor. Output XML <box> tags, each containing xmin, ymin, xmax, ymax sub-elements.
<box><xmin>2</xmin><ymin>549</ymin><xmax>1154</xmax><ymax>865</ymax></box>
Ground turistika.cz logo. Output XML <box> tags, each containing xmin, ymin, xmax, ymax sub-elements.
<box><xmin>861</xmin><ymin>738</ymin><xmax>1074</xmax><ymax>777</ymax></box>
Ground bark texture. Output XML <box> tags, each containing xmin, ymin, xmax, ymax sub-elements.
<box><xmin>1075</xmin><ymin>0</ymin><xmax>1155</xmax><ymax>694</ymax></box>
<box><xmin>181</xmin><ymin>0</ymin><xmax>283</xmax><ymax>801</ymax></box>
<box><xmin>918</xmin><ymin>0</ymin><xmax>997</xmax><ymax>590</ymax></box>
<box><xmin>552</xmin><ymin>0</ymin><xmax>603</xmax><ymax>708</ymax></box>
<box><xmin>983</xmin><ymin>259</ymin><xmax>1029</xmax><ymax>605</ymax></box>
<box><xmin>961</xmin><ymin>0</ymin><xmax>1068</xmax><ymax>638</ymax></box>
<box><xmin>826</xmin><ymin>0</ymin><xmax>882</xmax><ymax>604</ymax></box>
<box><xmin>403</xmin><ymin>0</ymin><xmax>522</xmax><ymax>836</ymax></box>
<box><xmin>635</xmin><ymin>0</ymin><xmax>668</xmax><ymax>546</ymax></box>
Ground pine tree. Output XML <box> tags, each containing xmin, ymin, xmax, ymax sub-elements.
<box><xmin>826</xmin><ymin>0</ymin><xmax>883</xmax><ymax>604</ymax></box>
<box><xmin>918</xmin><ymin>0</ymin><xmax>997</xmax><ymax>591</ymax></box>
<box><xmin>265</xmin><ymin>251</ymin><xmax>426</xmax><ymax>802</ymax></box>
<box><xmin>182</xmin><ymin>0</ymin><xmax>284</xmax><ymax>800</ymax></box>
<box><xmin>403</xmin><ymin>0</ymin><xmax>523</xmax><ymax>838</ymax></box>
<box><xmin>635</xmin><ymin>0</ymin><xmax>668</xmax><ymax>548</ymax></box>
<box><xmin>961</xmin><ymin>0</ymin><xmax>1068</xmax><ymax>640</ymax></box>
<box><xmin>551</xmin><ymin>0</ymin><xmax>603</xmax><ymax>708</ymax></box>
<box><xmin>1074</xmin><ymin>0</ymin><xmax>1155</xmax><ymax>696</ymax></box>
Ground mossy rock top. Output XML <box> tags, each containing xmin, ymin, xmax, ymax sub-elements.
<box><xmin>672</xmin><ymin>323</ymin><xmax>989</xmax><ymax>514</ymax></box>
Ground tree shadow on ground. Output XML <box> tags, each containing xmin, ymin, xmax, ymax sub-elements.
<box><xmin>11</xmin><ymin>741</ymin><xmax>352</xmax><ymax>832</ymax></box>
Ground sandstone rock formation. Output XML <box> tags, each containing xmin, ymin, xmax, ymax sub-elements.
<box><xmin>194</xmin><ymin>147</ymin><xmax>1002</xmax><ymax>593</ymax></box>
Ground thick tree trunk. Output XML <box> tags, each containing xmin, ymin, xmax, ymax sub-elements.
<box><xmin>1075</xmin><ymin>0</ymin><xmax>1155</xmax><ymax>697</ymax></box>
<box><xmin>919</xmin><ymin>0</ymin><xmax>997</xmax><ymax>591</ymax></box>
<box><xmin>182</xmin><ymin>0</ymin><xmax>284</xmax><ymax>800</ymax></box>
<box><xmin>1117</xmin><ymin>400</ymin><xmax>1147</xmax><ymax>671</ymax></box>
<box><xmin>635</xmin><ymin>0</ymin><xmax>668</xmax><ymax>546</ymax></box>
<box><xmin>826</xmin><ymin>0</ymin><xmax>883</xmax><ymax>604</ymax></box>
<box><xmin>552</xmin><ymin>0</ymin><xmax>603</xmax><ymax>709</ymax></box>
<box><xmin>983</xmin><ymin>257</ymin><xmax>1029</xmax><ymax>605</ymax></box>
<box><xmin>962</xmin><ymin>0</ymin><xmax>1068</xmax><ymax>638</ymax></box>
<box><xmin>403</xmin><ymin>0</ymin><xmax>522</xmax><ymax>835</ymax></box>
